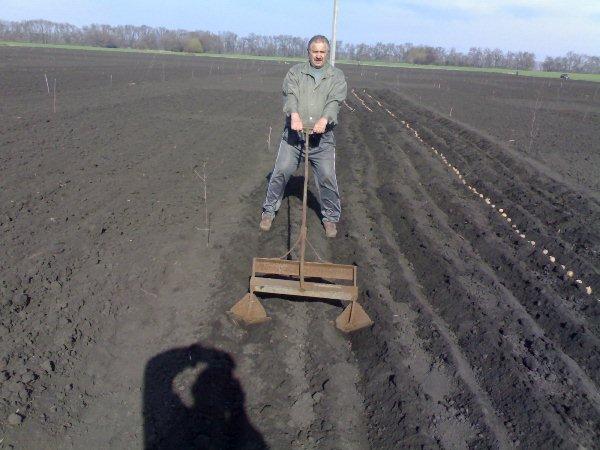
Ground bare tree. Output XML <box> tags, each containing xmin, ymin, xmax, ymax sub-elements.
<box><xmin>1</xmin><ymin>18</ymin><xmax>598</xmax><ymax>73</ymax></box>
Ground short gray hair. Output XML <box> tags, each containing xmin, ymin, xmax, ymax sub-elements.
<box><xmin>307</xmin><ymin>35</ymin><xmax>330</xmax><ymax>51</ymax></box>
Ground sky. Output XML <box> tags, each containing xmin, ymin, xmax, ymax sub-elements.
<box><xmin>2</xmin><ymin>0</ymin><xmax>599</xmax><ymax>58</ymax></box>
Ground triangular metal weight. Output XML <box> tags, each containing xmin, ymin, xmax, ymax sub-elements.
<box><xmin>335</xmin><ymin>301</ymin><xmax>373</xmax><ymax>333</ymax></box>
<box><xmin>229</xmin><ymin>293</ymin><xmax>270</xmax><ymax>325</ymax></box>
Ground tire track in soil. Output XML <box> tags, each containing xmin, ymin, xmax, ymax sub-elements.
<box><xmin>341</xmin><ymin>95</ymin><xmax>600</xmax><ymax>447</ymax></box>
<box><xmin>365</xmin><ymin>90</ymin><xmax>600</xmax><ymax>392</ymax></box>
<box><xmin>337</xmin><ymin>108</ymin><xmax>512</xmax><ymax>449</ymax></box>
<box><xmin>360</xmin><ymin>90</ymin><xmax>600</xmax><ymax>375</ymax></box>
<box><xmin>265</xmin><ymin>153</ymin><xmax>370</xmax><ymax>449</ymax></box>
<box><xmin>209</xmin><ymin>143</ymin><xmax>370</xmax><ymax>448</ymax></box>
<box><xmin>384</xmin><ymin>91</ymin><xmax>597</xmax><ymax>442</ymax></box>
<box><xmin>136</xmin><ymin>158</ymin><xmax>317</xmax><ymax>449</ymax></box>
<box><xmin>208</xmin><ymin>186</ymin><xmax>307</xmax><ymax>449</ymax></box>
<box><xmin>368</xmin><ymin>109</ymin><xmax>600</xmax><ymax>388</ymax></box>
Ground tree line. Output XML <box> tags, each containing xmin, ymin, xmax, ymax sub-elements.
<box><xmin>541</xmin><ymin>52</ymin><xmax>600</xmax><ymax>74</ymax></box>
<box><xmin>1</xmin><ymin>19</ymin><xmax>599</xmax><ymax>74</ymax></box>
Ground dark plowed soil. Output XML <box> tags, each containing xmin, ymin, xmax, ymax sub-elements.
<box><xmin>1</xmin><ymin>47</ymin><xmax>599</xmax><ymax>449</ymax></box>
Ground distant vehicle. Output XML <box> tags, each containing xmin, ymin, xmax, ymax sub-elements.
<box><xmin>560</xmin><ymin>73</ymin><xmax>570</xmax><ymax>80</ymax></box>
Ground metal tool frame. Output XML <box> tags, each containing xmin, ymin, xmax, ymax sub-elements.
<box><xmin>230</xmin><ymin>128</ymin><xmax>372</xmax><ymax>332</ymax></box>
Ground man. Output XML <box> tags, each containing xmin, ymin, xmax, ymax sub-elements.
<box><xmin>259</xmin><ymin>35</ymin><xmax>347</xmax><ymax>238</ymax></box>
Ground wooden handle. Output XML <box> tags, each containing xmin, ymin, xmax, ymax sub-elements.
<box><xmin>299</xmin><ymin>130</ymin><xmax>310</xmax><ymax>288</ymax></box>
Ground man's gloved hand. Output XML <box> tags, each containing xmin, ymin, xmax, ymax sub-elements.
<box><xmin>312</xmin><ymin>117</ymin><xmax>328</xmax><ymax>134</ymax></box>
<box><xmin>290</xmin><ymin>112</ymin><xmax>303</xmax><ymax>131</ymax></box>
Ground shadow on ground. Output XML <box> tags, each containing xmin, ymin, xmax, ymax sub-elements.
<box><xmin>143</xmin><ymin>344</ymin><xmax>267</xmax><ymax>449</ymax></box>
<box><xmin>282</xmin><ymin>175</ymin><xmax>322</xmax><ymax>219</ymax></box>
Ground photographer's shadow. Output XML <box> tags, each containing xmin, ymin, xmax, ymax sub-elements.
<box><xmin>143</xmin><ymin>344</ymin><xmax>267</xmax><ymax>449</ymax></box>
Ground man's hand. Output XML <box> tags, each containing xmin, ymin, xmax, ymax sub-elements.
<box><xmin>313</xmin><ymin>117</ymin><xmax>328</xmax><ymax>134</ymax></box>
<box><xmin>290</xmin><ymin>112</ymin><xmax>303</xmax><ymax>131</ymax></box>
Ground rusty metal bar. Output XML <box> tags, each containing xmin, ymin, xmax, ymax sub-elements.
<box><xmin>253</xmin><ymin>257</ymin><xmax>356</xmax><ymax>281</ymax></box>
<box><xmin>250</xmin><ymin>276</ymin><xmax>358</xmax><ymax>302</ymax></box>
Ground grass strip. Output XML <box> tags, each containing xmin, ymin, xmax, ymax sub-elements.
<box><xmin>2</xmin><ymin>40</ymin><xmax>599</xmax><ymax>82</ymax></box>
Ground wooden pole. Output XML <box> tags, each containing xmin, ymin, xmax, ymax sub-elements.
<box><xmin>299</xmin><ymin>130</ymin><xmax>310</xmax><ymax>289</ymax></box>
<box><xmin>331</xmin><ymin>0</ymin><xmax>339</xmax><ymax>67</ymax></box>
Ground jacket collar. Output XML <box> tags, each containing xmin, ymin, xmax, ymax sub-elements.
<box><xmin>301</xmin><ymin>61</ymin><xmax>334</xmax><ymax>78</ymax></box>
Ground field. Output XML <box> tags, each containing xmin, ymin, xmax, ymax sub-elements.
<box><xmin>1</xmin><ymin>46</ymin><xmax>599</xmax><ymax>449</ymax></box>
<box><xmin>4</xmin><ymin>41</ymin><xmax>600</xmax><ymax>83</ymax></box>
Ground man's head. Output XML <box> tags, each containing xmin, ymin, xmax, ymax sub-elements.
<box><xmin>307</xmin><ymin>35</ymin><xmax>329</xmax><ymax>69</ymax></box>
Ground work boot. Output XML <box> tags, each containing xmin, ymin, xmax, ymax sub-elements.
<box><xmin>323</xmin><ymin>221</ymin><xmax>337</xmax><ymax>238</ymax></box>
<box><xmin>259</xmin><ymin>213</ymin><xmax>273</xmax><ymax>231</ymax></box>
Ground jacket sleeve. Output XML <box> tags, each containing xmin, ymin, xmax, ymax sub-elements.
<box><xmin>322</xmin><ymin>70</ymin><xmax>347</xmax><ymax>125</ymax></box>
<box><xmin>282</xmin><ymin>68</ymin><xmax>299</xmax><ymax>115</ymax></box>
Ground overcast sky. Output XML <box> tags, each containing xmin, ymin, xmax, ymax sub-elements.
<box><xmin>2</xmin><ymin>0</ymin><xmax>599</xmax><ymax>58</ymax></box>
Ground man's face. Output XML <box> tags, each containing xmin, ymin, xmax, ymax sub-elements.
<box><xmin>308</xmin><ymin>41</ymin><xmax>328</xmax><ymax>68</ymax></box>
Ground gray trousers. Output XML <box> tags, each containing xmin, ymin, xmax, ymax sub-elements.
<box><xmin>262</xmin><ymin>128</ymin><xmax>341</xmax><ymax>223</ymax></box>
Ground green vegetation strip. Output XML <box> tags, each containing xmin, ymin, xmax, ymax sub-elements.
<box><xmin>2</xmin><ymin>40</ymin><xmax>599</xmax><ymax>82</ymax></box>
<box><xmin>0</xmin><ymin>40</ymin><xmax>303</xmax><ymax>62</ymax></box>
<box><xmin>342</xmin><ymin>59</ymin><xmax>600</xmax><ymax>82</ymax></box>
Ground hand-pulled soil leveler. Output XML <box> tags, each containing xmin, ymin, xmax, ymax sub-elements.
<box><xmin>229</xmin><ymin>128</ymin><xmax>373</xmax><ymax>332</ymax></box>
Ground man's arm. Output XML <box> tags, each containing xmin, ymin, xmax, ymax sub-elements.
<box><xmin>283</xmin><ymin>69</ymin><xmax>299</xmax><ymax>116</ymax></box>
<box><xmin>282</xmin><ymin>68</ymin><xmax>304</xmax><ymax>131</ymax></box>
<box><xmin>321</xmin><ymin>70</ymin><xmax>347</xmax><ymax>126</ymax></box>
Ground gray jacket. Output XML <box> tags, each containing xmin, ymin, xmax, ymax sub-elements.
<box><xmin>282</xmin><ymin>61</ymin><xmax>347</xmax><ymax>127</ymax></box>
